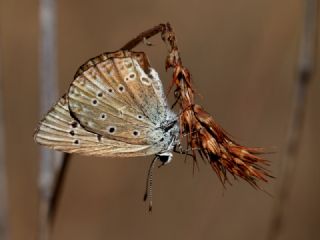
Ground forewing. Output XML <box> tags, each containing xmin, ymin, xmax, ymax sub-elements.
<box><xmin>34</xmin><ymin>96</ymin><xmax>156</xmax><ymax>157</ymax></box>
<box><xmin>113</xmin><ymin>52</ymin><xmax>169</xmax><ymax>124</ymax></box>
<box><xmin>68</xmin><ymin>50</ymin><xmax>169</xmax><ymax>145</ymax></box>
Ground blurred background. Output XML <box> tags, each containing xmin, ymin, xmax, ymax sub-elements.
<box><xmin>0</xmin><ymin>0</ymin><xmax>319</xmax><ymax>240</ymax></box>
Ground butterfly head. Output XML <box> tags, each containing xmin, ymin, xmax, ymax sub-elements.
<box><xmin>157</xmin><ymin>152</ymin><xmax>173</xmax><ymax>165</ymax></box>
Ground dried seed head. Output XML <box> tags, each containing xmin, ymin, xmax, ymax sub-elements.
<box><xmin>170</xmin><ymin>61</ymin><xmax>272</xmax><ymax>188</ymax></box>
<box><xmin>161</xmin><ymin>22</ymin><xmax>272</xmax><ymax>188</ymax></box>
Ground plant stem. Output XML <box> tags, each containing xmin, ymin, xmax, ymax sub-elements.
<box><xmin>267</xmin><ymin>1</ymin><xmax>319</xmax><ymax>239</ymax></box>
<box><xmin>0</xmin><ymin>17</ymin><xmax>9</xmax><ymax>240</ymax></box>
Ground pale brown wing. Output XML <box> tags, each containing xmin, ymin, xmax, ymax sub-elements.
<box><xmin>67</xmin><ymin>50</ymin><xmax>169</xmax><ymax>145</ymax></box>
<box><xmin>34</xmin><ymin>96</ymin><xmax>160</xmax><ymax>157</ymax></box>
<box><xmin>112</xmin><ymin>52</ymin><xmax>169</xmax><ymax>124</ymax></box>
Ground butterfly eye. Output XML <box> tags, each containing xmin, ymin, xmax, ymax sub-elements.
<box><xmin>107</xmin><ymin>126</ymin><xmax>116</xmax><ymax>134</ymax></box>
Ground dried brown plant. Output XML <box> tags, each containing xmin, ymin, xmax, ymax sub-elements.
<box><xmin>122</xmin><ymin>23</ymin><xmax>272</xmax><ymax>188</ymax></box>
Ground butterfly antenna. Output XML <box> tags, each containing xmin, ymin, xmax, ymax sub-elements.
<box><xmin>143</xmin><ymin>155</ymin><xmax>158</xmax><ymax>212</ymax></box>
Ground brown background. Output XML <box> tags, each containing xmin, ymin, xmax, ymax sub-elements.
<box><xmin>1</xmin><ymin>0</ymin><xmax>320</xmax><ymax>240</ymax></box>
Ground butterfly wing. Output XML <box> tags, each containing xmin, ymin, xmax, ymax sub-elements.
<box><xmin>67</xmin><ymin>50</ymin><xmax>169</xmax><ymax>145</ymax></box>
<box><xmin>34</xmin><ymin>96</ymin><xmax>161</xmax><ymax>157</ymax></box>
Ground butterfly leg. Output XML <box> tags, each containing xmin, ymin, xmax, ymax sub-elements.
<box><xmin>171</xmin><ymin>90</ymin><xmax>181</xmax><ymax>109</ymax></box>
<box><xmin>173</xmin><ymin>144</ymin><xmax>197</xmax><ymax>157</ymax></box>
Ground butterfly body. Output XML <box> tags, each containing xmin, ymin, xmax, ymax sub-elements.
<box><xmin>34</xmin><ymin>50</ymin><xmax>179</xmax><ymax>158</ymax></box>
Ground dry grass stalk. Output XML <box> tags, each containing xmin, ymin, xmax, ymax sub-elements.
<box><xmin>267</xmin><ymin>1</ymin><xmax>319</xmax><ymax>239</ymax></box>
<box><xmin>38</xmin><ymin>0</ymin><xmax>65</xmax><ymax>238</ymax></box>
<box><xmin>164</xmin><ymin>23</ymin><xmax>272</xmax><ymax>187</ymax></box>
<box><xmin>0</xmin><ymin>32</ymin><xmax>9</xmax><ymax>240</ymax></box>
<box><xmin>123</xmin><ymin>23</ymin><xmax>272</xmax><ymax>187</ymax></box>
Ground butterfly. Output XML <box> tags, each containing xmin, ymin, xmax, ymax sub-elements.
<box><xmin>34</xmin><ymin>50</ymin><xmax>180</xmax><ymax>209</ymax></box>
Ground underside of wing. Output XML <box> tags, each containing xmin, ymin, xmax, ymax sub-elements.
<box><xmin>34</xmin><ymin>96</ymin><xmax>159</xmax><ymax>157</ymax></box>
<box><xmin>67</xmin><ymin>50</ymin><xmax>170</xmax><ymax>145</ymax></box>
<box><xmin>111</xmin><ymin>52</ymin><xmax>169</xmax><ymax>123</ymax></box>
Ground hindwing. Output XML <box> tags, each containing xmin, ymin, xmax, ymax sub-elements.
<box><xmin>34</xmin><ymin>96</ymin><xmax>162</xmax><ymax>157</ymax></box>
